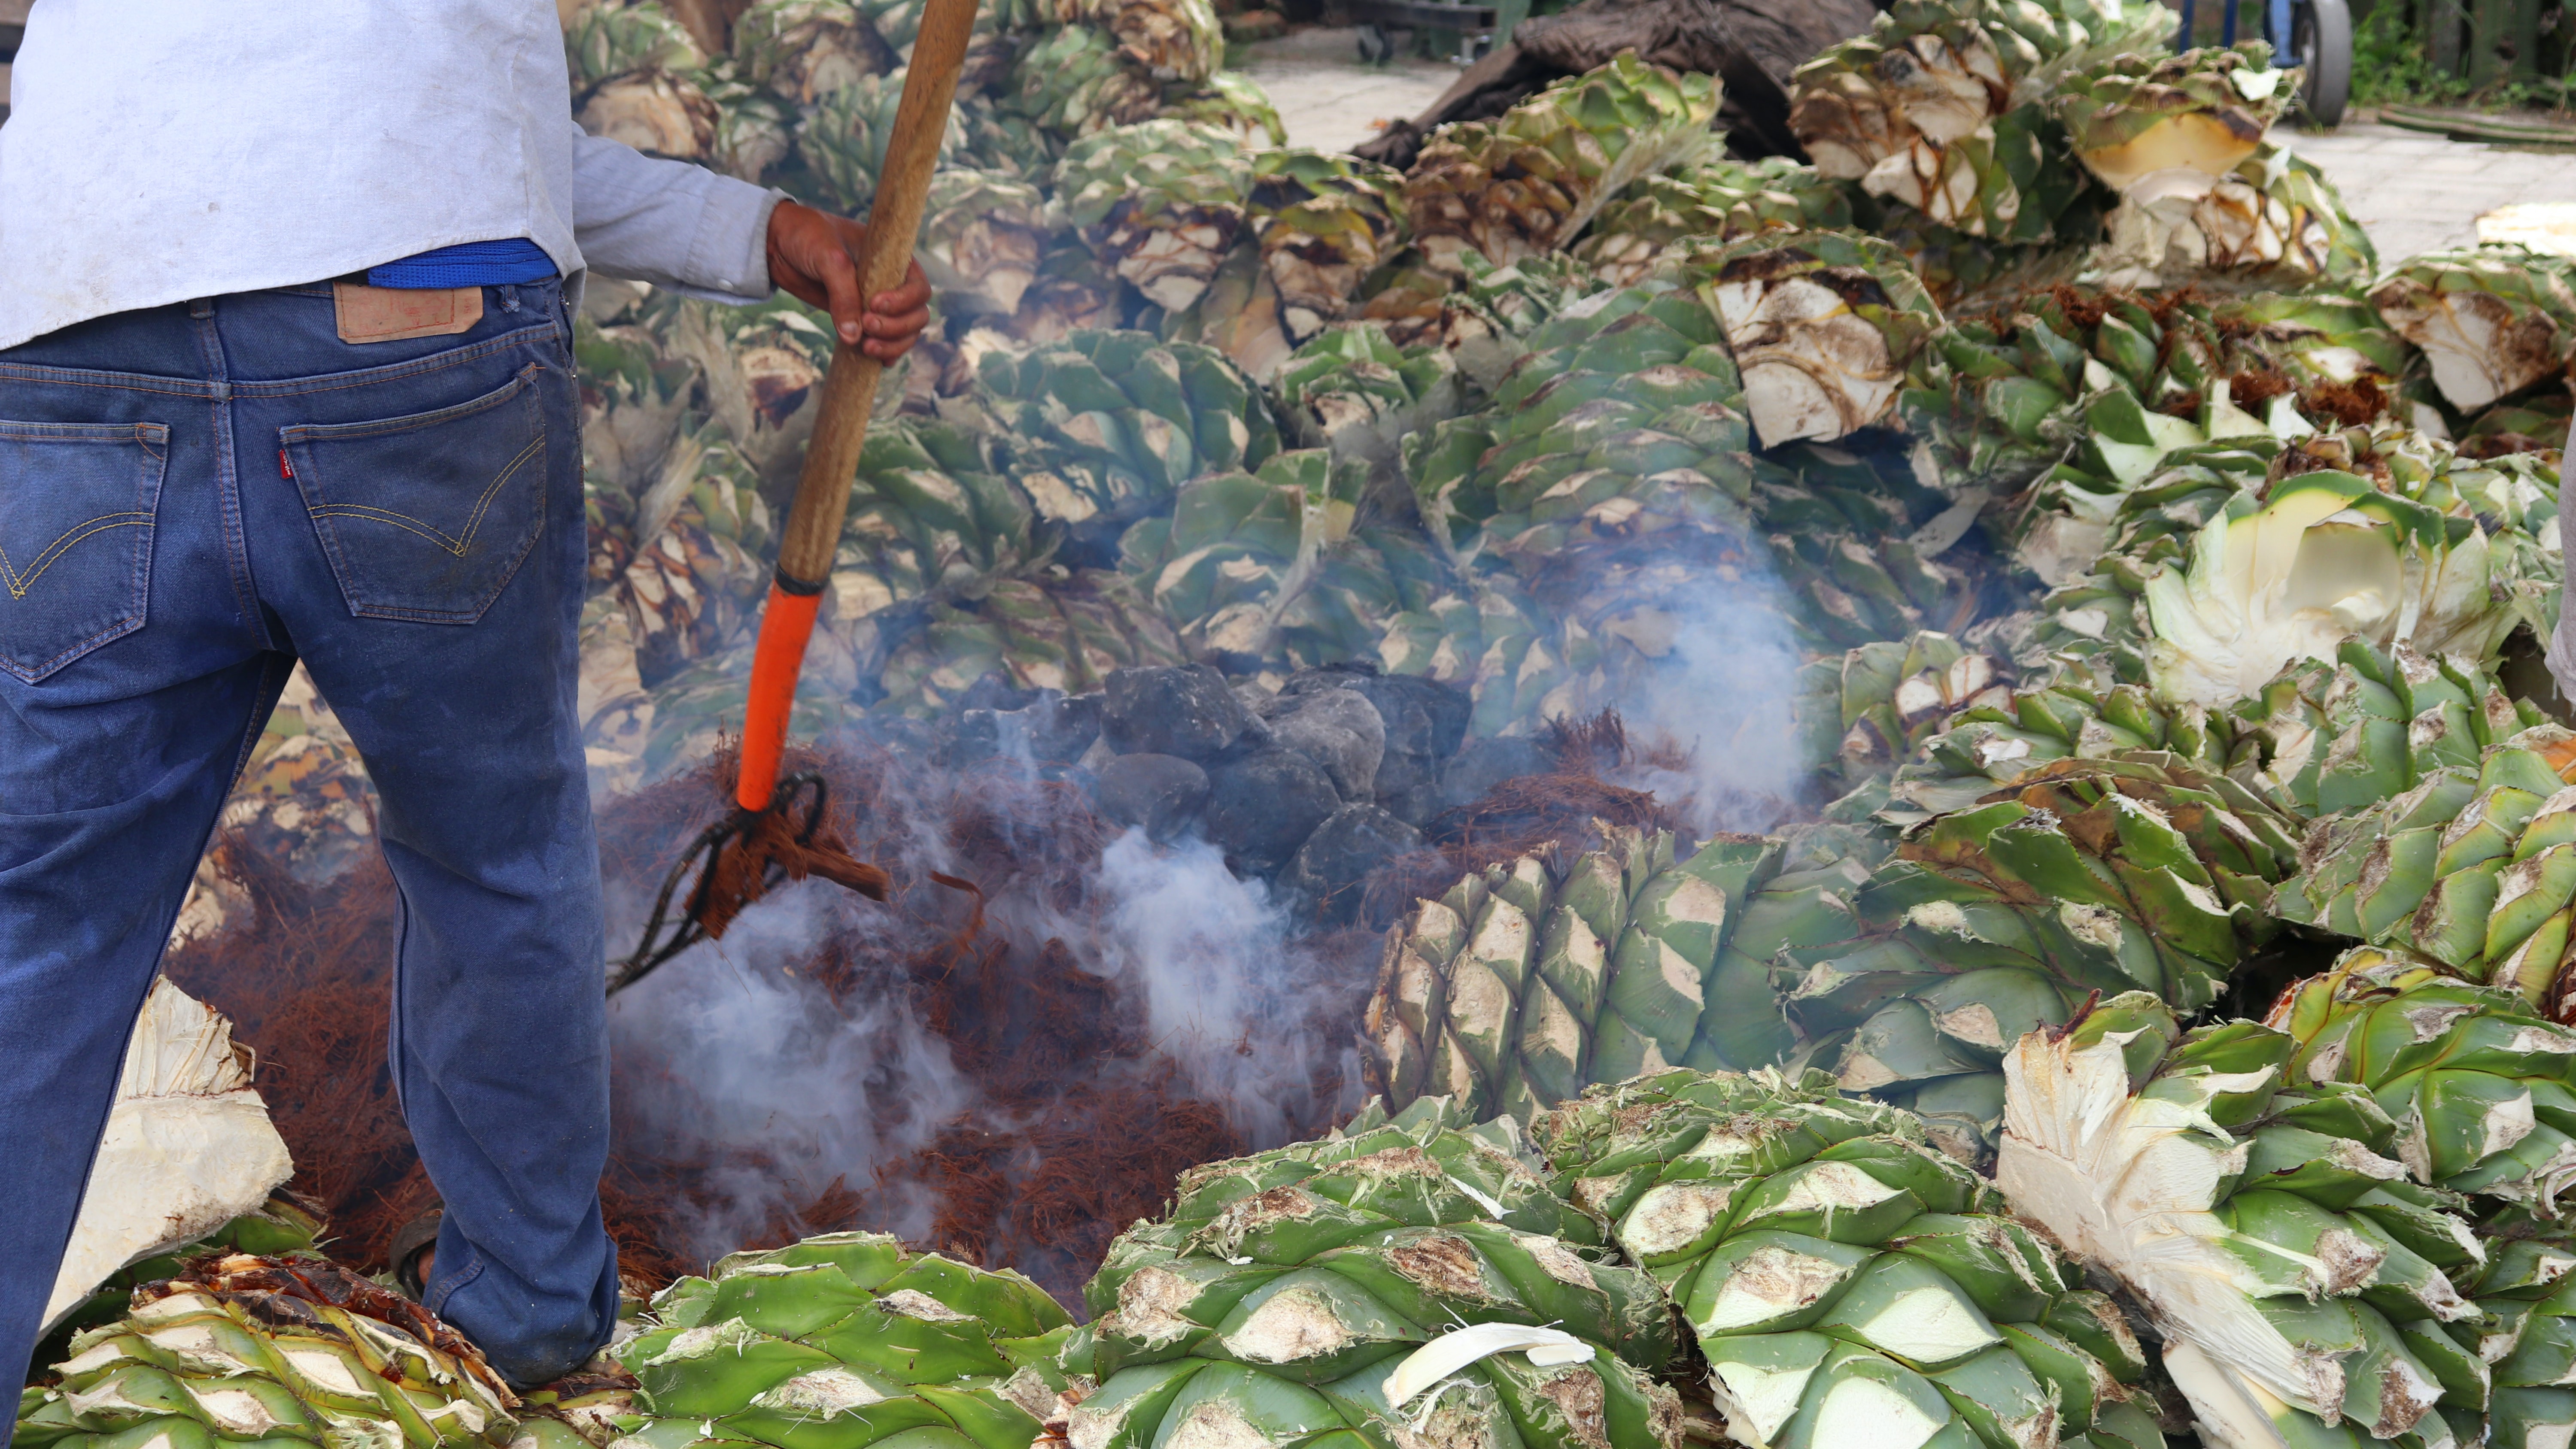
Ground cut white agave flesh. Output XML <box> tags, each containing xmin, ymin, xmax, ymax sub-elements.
<box><xmin>277</xmin><ymin>1343</ymin><xmax>377</xmax><ymax>1399</ymax></box>
<box><xmin>1814</xmin><ymin>1258</ymin><xmax>2002</xmax><ymax>1367</ymax></box>
<box><xmin>1862</xmin><ymin>138</ymin><xmax>1994</xmax><ymax>231</ymax></box>
<box><xmin>1797</xmin><ymin>1355</ymin><xmax>1956</xmax><ymax>1449</ymax></box>
<box><xmin>2197</xmin><ymin>180</ymin><xmax>2294</xmax><ymax>269</ymax></box>
<box><xmin>2080</xmin><ymin>113</ymin><xmax>2265</xmax><ymax>194</ymax></box>
<box><xmin>2019</xmin><ymin>515</ymin><xmax>2113</xmax><ymax>591</ymax></box>
<box><xmin>46</xmin><ymin>981</ymin><xmax>295</xmax><ymax>1332</ymax></box>
<box><xmin>878</xmin><ymin>1288</ymin><xmax>973</xmax><ymax>1322</ymax></box>
<box><xmin>1710</xmin><ymin>276</ymin><xmax>1901</xmax><ymax>448</ymax></box>
<box><xmin>1884</xmin><ymin>33</ymin><xmax>2003</xmax><ymax>144</ymax></box>
<box><xmin>320</xmin><ymin>1409</ymin><xmax>405</xmax><ymax>1449</ymax></box>
<box><xmin>2163</xmin><ymin>1337</ymin><xmax>2300</xmax><ymax>1449</ymax></box>
<box><xmin>137</xmin><ymin>1320</ymin><xmax>268</xmax><ymax>1379</ymax></box>
<box><xmin>1385</xmin><ymin>1323</ymin><xmax>1595</xmax><ymax>1407</ymax></box>
<box><xmin>184</xmin><ymin>1385</ymin><xmax>299</xmax><ymax>1438</ymax></box>
<box><xmin>1999</xmin><ymin>1027</ymin><xmax>2333</xmax><ymax>1420</ymax></box>
<box><xmin>2378</xmin><ymin>288</ymin><xmax>2566</xmax><ymax>411</ymax></box>
<box><xmin>1893</xmin><ymin>675</ymin><xmax>1950</xmax><ymax>724</ymax></box>
<box><xmin>1619</xmin><ymin>1179</ymin><xmax>1744</xmax><ymax>1260</ymax></box>
<box><xmin>2233</xmin><ymin>67</ymin><xmax>2285</xmax><ymax>100</ymax></box>
<box><xmin>2143</xmin><ymin>486</ymin><xmax>2414</xmax><ymax>709</ymax></box>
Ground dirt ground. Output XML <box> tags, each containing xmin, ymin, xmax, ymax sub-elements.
<box><xmin>1234</xmin><ymin>32</ymin><xmax>2570</xmax><ymax>269</ymax></box>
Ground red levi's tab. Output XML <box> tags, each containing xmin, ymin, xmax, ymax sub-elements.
<box><xmin>279</xmin><ymin>448</ymin><xmax>294</xmax><ymax>480</ymax></box>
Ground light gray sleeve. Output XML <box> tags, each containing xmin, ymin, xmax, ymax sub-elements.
<box><xmin>568</xmin><ymin>120</ymin><xmax>784</xmax><ymax>303</ymax></box>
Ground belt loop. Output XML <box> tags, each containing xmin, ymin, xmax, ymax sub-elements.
<box><xmin>188</xmin><ymin>298</ymin><xmax>216</xmax><ymax>319</ymax></box>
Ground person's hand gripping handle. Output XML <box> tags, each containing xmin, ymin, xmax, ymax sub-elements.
<box><xmin>733</xmin><ymin>0</ymin><xmax>980</xmax><ymax>812</ymax></box>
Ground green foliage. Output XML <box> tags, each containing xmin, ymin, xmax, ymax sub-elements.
<box><xmin>2352</xmin><ymin>1</ymin><xmax>2472</xmax><ymax>106</ymax></box>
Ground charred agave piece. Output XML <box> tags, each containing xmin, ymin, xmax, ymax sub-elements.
<box><xmin>1789</xmin><ymin>0</ymin><xmax>2166</xmax><ymax>243</ymax></box>
<box><xmin>2370</xmin><ymin>243</ymin><xmax>2576</xmax><ymax>412</ymax></box>
<box><xmin>1051</xmin><ymin>120</ymin><xmax>1252</xmax><ymax>313</ymax></box>
<box><xmin>1249</xmin><ymin>150</ymin><xmax>1408</xmax><ymax>343</ymax></box>
<box><xmin>1404</xmin><ymin>55</ymin><xmax>1719</xmax><ymax>279</ymax></box>
<box><xmin>1686</xmin><ymin>229</ymin><xmax>1944</xmax><ymax>449</ymax></box>
<box><xmin>1570</xmin><ymin>157</ymin><xmax>1853</xmax><ymax>288</ymax></box>
<box><xmin>729</xmin><ymin>0</ymin><xmax>898</xmax><ymax>107</ymax></box>
<box><xmin>918</xmin><ymin>168</ymin><xmax>1056</xmax><ymax>318</ymax></box>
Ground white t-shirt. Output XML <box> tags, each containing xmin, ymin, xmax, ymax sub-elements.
<box><xmin>0</xmin><ymin>0</ymin><xmax>781</xmax><ymax>352</ymax></box>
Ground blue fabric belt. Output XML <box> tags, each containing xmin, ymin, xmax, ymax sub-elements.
<box><xmin>368</xmin><ymin>238</ymin><xmax>559</xmax><ymax>289</ymax></box>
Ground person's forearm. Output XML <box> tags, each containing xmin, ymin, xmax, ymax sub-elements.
<box><xmin>566</xmin><ymin>122</ymin><xmax>778</xmax><ymax>301</ymax></box>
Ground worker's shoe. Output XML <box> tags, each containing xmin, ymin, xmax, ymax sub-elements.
<box><xmin>389</xmin><ymin>1203</ymin><xmax>444</xmax><ymax>1300</ymax></box>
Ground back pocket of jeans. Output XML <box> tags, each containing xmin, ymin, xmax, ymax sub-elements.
<box><xmin>283</xmin><ymin>365</ymin><xmax>549</xmax><ymax>624</ymax></box>
<box><xmin>0</xmin><ymin>421</ymin><xmax>168</xmax><ymax>683</ymax></box>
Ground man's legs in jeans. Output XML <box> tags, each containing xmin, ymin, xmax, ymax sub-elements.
<box><xmin>0</xmin><ymin>281</ymin><xmax>615</xmax><ymax>1401</ymax></box>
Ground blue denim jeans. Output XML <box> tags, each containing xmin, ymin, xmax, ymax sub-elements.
<box><xmin>0</xmin><ymin>279</ymin><xmax>617</xmax><ymax>1401</ymax></box>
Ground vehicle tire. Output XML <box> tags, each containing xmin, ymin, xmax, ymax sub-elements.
<box><xmin>2294</xmin><ymin>0</ymin><xmax>2353</xmax><ymax>128</ymax></box>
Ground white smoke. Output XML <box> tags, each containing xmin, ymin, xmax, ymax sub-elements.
<box><xmin>1609</xmin><ymin>561</ymin><xmax>1814</xmax><ymax>837</ymax></box>
<box><xmin>607</xmin><ymin>878</ymin><xmax>975</xmax><ymax>1259</ymax></box>
<box><xmin>1091</xmin><ymin>826</ymin><xmax>1363</xmax><ymax>1149</ymax></box>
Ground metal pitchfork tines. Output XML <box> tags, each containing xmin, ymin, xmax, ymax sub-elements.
<box><xmin>608</xmin><ymin>0</ymin><xmax>979</xmax><ymax>994</ymax></box>
<box><xmin>607</xmin><ymin>771</ymin><xmax>891</xmax><ymax>994</ymax></box>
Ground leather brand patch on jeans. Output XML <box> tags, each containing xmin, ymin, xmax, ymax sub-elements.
<box><xmin>332</xmin><ymin>281</ymin><xmax>486</xmax><ymax>343</ymax></box>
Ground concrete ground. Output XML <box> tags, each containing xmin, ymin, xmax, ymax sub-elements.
<box><xmin>1235</xmin><ymin>33</ymin><xmax>2568</xmax><ymax>266</ymax></box>
<box><xmin>1236</xmin><ymin>27</ymin><xmax>1458</xmax><ymax>156</ymax></box>
<box><xmin>2276</xmin><ymin>120</ymin><xmax>2570</xmax><ymax>264</ymax></box>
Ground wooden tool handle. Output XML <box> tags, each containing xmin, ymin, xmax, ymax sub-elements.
<box><xmin>735</xmin><ymin>0</ymin><xmax>981</xmax><ymax>813</ymax></box>
<box><xmin>771</xmin><ymin>0</ymin><xmax>981</xmax><ymax>589</ymax></box>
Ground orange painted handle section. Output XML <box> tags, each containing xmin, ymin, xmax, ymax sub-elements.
<box><xmin>735</xmin><ymin>584</ymin><xmax>823</xmax><ymax>813</ymax></box>
<box><xmin>731</xmin><ymin>0</ymin><xmax>980</xmax><ymax>812</ymax></box>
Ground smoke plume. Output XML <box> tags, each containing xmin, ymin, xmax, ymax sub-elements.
<box><xmin>1609</xmin><ymin>561</ymin><xmax>1814</xmax><ymax>837</ymax></box>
